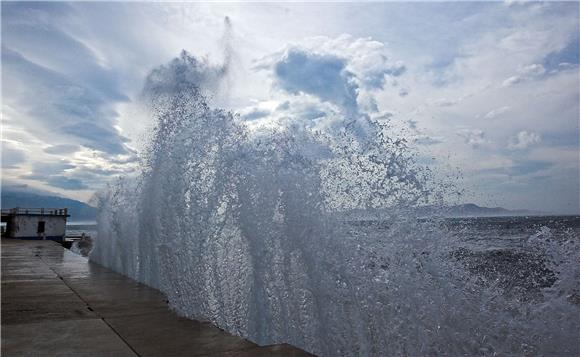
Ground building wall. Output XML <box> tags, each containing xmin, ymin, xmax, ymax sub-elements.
<box><xmin>9</xmin><ymin>215</ymin><xmax>67</xmax><ymax>239</ymax></box>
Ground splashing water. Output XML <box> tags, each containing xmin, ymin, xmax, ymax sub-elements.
<box><xmin>91</xmin><ymin>47</ymin><xmax>580</xmax><ymax>355</ymax></box>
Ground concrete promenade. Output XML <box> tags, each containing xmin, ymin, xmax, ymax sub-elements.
<box><xmin>1</xmin><ymin>239</ymin><xmax>313</xmax><ymax>357</ymax></box>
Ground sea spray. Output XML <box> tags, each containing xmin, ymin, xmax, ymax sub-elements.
<box><xmin>91</xmin><ymin>46</ymin><xmax>580</xmax><ymax>356</ymax></box>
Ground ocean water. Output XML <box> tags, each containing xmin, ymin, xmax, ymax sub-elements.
<box><xmin>89</xmin><ymin>45</ymin><xmax>580</xmax><ymax>356</ymax></box>
<box><xmin>66</xmin><ymin>223</ymin><xmax>97</xmax><ymax>238</ymax></box>
<box><xmin>66</xmin><ymin>223</ymin><xmax>97</xmax><ymax>256</ymax></box>
<box><xmin>386</xmin><ymin>215</ymin><xmax>579</xmax><ymax>302</ymax></box>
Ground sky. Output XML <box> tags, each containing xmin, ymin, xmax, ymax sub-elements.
<box><xmin>1</xmin><ymin>1</ymin><xmax>579</xmax><ymax>214</ymax></box>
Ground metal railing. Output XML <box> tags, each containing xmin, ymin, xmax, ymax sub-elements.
<box><xmin>1</xmin><ymin>208</ymin><xmax>69</xmax><ymax>216</ymax></box>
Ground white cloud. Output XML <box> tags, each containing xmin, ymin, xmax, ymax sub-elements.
<box><xmin>508</xmin><ymin>130</ymin><xmax>541</xmax><ymax>150</ymax></box>
<box><xmin>268</xmin><ymin>48</ymin><xmax>359</xmax><ymax>115</ymax></box>
<box><xmin>256</xmin><ymin>35</ymin><xmax>407</xmax><ymax>118</ymax></box>
<box><xmin>299</xmin><ymin>35</ymin><xmax>407</xmax><ymax>90</ymax></box>
<box><xmin>430</xmin><ymin>98</ymin><xmax>461</xmax><ymax>107</ymax></box>
<box><xmin>502</xmin><ymin>64</ymin><xmax>546</xmax><ymax>87</ymax></box>
<box><xmin>483</xmin><ymin>106</ymin><xmax>510</xmax><ymax>119</ymax></box>
<box><xmin>457</xmin><ymin>129</ymin><xmax>489</xmax><ymax>148</ymax></box>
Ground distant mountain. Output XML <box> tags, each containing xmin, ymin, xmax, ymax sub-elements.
<box><xmin>1</xmin><ymin>191</ymin><xmax>97</xmax><ymax>222</ymax></box>
<box><xmin>0</xmin><ymin>190</ymin><xmax>543</xmax><ymax>222</ymax></box>
<box><xmin>340</xmin><ymin>203</ymin><xmax>544</xmax><ymax>220</ymax></box>
<box><xmin>443</xmin><ymin>203</ymin><xmax>541</xmax><ymax>217</ymax></box>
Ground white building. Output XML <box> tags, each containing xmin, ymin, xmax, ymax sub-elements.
<box><xmin>1</xmin><ymin>208</ymin><xmax>69</xmax><ymax>242</ymax></box>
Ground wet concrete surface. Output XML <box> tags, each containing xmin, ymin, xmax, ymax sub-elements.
<box><xmin>1</xmin><ymin>239</ymin><xmax>314</xmax><ymax>357</ymax></box>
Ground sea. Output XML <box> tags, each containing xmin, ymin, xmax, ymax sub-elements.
<box><xmin>66</xmin><ymin>222</ymin><xmax>97</xmax><ymax>257</ymax></box>
<box><xmin>76</xmin><ymin>214</ymin><xmax>579</xmax><ymax>355</ymax></box>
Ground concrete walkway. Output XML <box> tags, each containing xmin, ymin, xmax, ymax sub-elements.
<box><xmin>1</xmin><ymin>239</ymin><xmax>314</xmax><ymax>357</ymax></box>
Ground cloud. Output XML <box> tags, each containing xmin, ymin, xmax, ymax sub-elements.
<box><xmin>509</xmin><ymin>159</ymin><xmax>553</xmax><ymax>176</ymax></box>
<box><xmin>1</xmin><ymin>142</ymin><xmax>27</xmax><ymax>169</ymax></box>
<box><xmin>295</xmin><ymin>35</ymin><xmax>407</xmax><ymax>90</ymax></box>
<box><xmin>2</xmin><ymin>2</ymin><xmax>132</xmax><ymax>154</ymax></box>
<box><xmin>483</xmin><ymin>106</ymin><xmax>510</xmax><ymax>119</ymax></box>
<box><xmin>483</xmin><ymin>159</ymin><xmax>553</xmax><ymax>177</ymax></box>
<box><xmin>542</xmin><ymin>36</ymin><xmax>579</xmax><ymax>71</ymax></box>
<box><xmin>272</xmin><ymin>49</ymin><xmax>359</xmax><ymax>115</ymax></box>
<box><xmin>287</xmin><ymin>101</ymin><xmax>332</xmax><ymax>121</ymax></box>
<box><xmin>29</xmin><ymin>160</ymin><xmax>76</xmax><ymax>176</ymax></box>
<box><xmin>44</xmin><ymin>144</ymin><xmax>82</xmax><ymax>155</ymax></box>
<box><xmin>45</xmin><ymin>176</ymin><xmax>90</xmax><ymax>190</ymax></box>
<box><xmin>430</xmin><ymin>98</ymin><xmax>461</xmax><ymax>107</ymax></box>
<box><xmin>242</xmin><ymin>109</ymin><xmax>271</xmax><ymax>121</ymax></box>
<box><xmin>1</xmin><ymin>2</ymin><xmax>577</xmax><ymax>212</ymax></box>
<box><xmin>19</xmin><ymin>158</ymin><xmax>85</xmax><ymax>190</ymax></box>
<box><xmin>457</xmin><ymin>129</ymin><xmax>488</xmax><ymax>148</ymax></box>
<box><xmin>258</xmin><ymin>35</ymin><xmax>407</xmax><ymax>118</ymax></box>
<box><xmin>501</xmin><ymin>64</ymin><xmax>546</xmax><ymax>87</ymax></box>
<box><xmin>19</xmin><ymin>155</ymin><xmax>133</xmax><ymax>192</ymax></box>
<box><xmin>508</xmin><ymin>130</ymin><xmax>541</xmax><ymax>150</ymax></box>
<box><xmin>357</xmin><ymin>92</ymin><xmax>379</xmax><ymax>113</ymax></box>
<box><xmin>413</xmin><ymin>135</ymin><xmax>444</xmax><ymax>146</ymax></box>
<box><xmin>2</xmin><ymin>47</ymin><xmax>130</xmax><ymax>155</ymax></box>
<box><xmin>247</xmin><ymin>96</ymin><xmax>336</xmax><ymax>129</ymax></box>
<box><xmin>407</xmin><ymin>119</ymin><xmax>418</xmax><ymax>130</ymax></box>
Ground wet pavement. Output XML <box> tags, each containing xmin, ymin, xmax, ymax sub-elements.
<box><xmin>1</xmin><ymin>239</ymin><xmax>314</xmax><ymax>356</ymax></box>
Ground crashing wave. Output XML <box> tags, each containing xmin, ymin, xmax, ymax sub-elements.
<box><xmin>91</xmin><ymin>43</ymin><xmax>580</xmax><ymax>356</ymax></box>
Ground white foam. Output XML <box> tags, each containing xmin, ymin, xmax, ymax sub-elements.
<box><xmin>91</xmin><ymin>49</ymin><xmax>580</xmax><ymax>356</ymax></box>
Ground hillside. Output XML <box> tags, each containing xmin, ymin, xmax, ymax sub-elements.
<box><xmin>1</xmin><ymin>191</ymin><xmax>97</xmax><ymax>222</ymax></box>
<box><xmin>340</xmin><ymin>203</ymin><xmax>544</xmax><ymax>220</ymax></box>
<box><xmin>444</xmin><ymin>203</ymin><xmax>540</xmax><ymax>217</ymax></box>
